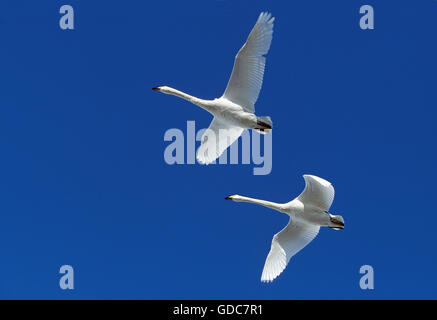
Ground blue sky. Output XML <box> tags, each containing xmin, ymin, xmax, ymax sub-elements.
<box><xmin>0</xmin><ymin>0</ymin><xmax>436</xmax><ymax>299</ymax></box>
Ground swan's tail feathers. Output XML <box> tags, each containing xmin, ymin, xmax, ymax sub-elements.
<box><xmin>328</xmin><ymin>214</ymin><xmax>345</xmax><ymax>230</ymax></box>
<box><xmin>255</xmin><ymin>116</ymin><xmax>273</xmax><ymax>134</ymax></box>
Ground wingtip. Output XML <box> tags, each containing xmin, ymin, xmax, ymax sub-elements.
<box><xmin>196</xmin><ymin>155</ymin><xmax>214</xmax><ymax>166</ymax></box>
<box><xmin>303</xmin><ymin>174</ymin><xmax>332</xmax><ymax>187</ymax></box>
<box><xmin>258</xmin><ymin>11</ymin><xmax>274</xmax><ymax>23</ymax></box>
<box><xmin>260</xmin><ymin>276</ymin><xmax>274</xmax><ymax>283</ymax></box>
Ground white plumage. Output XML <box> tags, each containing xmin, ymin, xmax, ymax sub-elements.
<box><xmin>153</xmin><ymin>12</ymin><xmax>275</xmax><ymax>164</ymax></box>
<box><xmin>226</xmin><ymin>175</ymin><xmax>345</xmax><ymax>282</ymax></box>
<box><xmin>262</xmin><ymin>221</ymin><xmax>320</xmax><ymax>282</ymax></box>
<box><xmin>223</xmin><ymin>12</ymin><xmax>274</xmax><ymax>113</ymax></box>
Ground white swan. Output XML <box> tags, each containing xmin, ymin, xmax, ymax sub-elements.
<box><xmin>153</xmin><ymin>12</ymin><xmax>275</xmax><ymax>164</ymax></box>
<box><xmin>225</xmin><ymin>175</ymin><xmax>345</xmax><ymax>282</ymax></box>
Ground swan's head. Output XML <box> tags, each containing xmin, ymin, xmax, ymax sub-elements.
<box><xmin>225</xmin><ymin>195</ymin><xmax>243</xmax><ymax>202</ymax></box>
<box><xmin>152</xmin><ymin>86</ymin><xmax>171</xmax><ymax>94</ymax></box>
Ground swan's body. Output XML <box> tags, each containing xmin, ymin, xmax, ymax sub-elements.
<box><xmin>153</xmin><ymin>12</ymin><xmax>275</xmax><ymax>164</ymax></box>
<box><xmin>225</xmin><ymin>175</ymin><xmax>345</xmax><ymax>282</ymax></box>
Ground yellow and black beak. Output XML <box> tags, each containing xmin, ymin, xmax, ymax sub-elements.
<box><xmin>152</xmin><ymin>86</ymin><xmax>162</xmax><ymax>91</ymax></box>
<box><xmin>225</xmin><ymin>195</ymin><xmax>235</xmax><ymax>200</ymax></box>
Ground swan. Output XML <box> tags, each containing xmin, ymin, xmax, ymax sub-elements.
<box><xmin>225</xmin><ymin>175</ymin><xmax>345</xmax><ymax>282</ymax></box>
<box><xmin>153</xmin><ymin>12</ymin><xmax>275</xmax><ymax>164</ymax></box>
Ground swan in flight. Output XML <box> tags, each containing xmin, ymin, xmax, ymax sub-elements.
<box><xmin>153</xmin><ymin>12</ymin><xmax>275</xmax><ymax>164</ymax></box>
<box><xmin>225</xmin><ymin>175</ymin><xmax>345</xmax><ymax>282</ymax></box>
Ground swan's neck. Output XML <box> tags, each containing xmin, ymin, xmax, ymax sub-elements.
<box><xmin>234</xmin><ymin>196</ymin><xmax>284</xmax><ymax>212</ymax></box>
<box><xmin>163</xmin><ymin>87</ymin><xmax>211</xmax><ymax>111</ymax></box>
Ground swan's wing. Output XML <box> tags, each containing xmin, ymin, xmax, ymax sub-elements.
<box><xmin>222</xmin><ymin>12</ymin><xmax>275</xmax><ymax>113</ymax></box>
<box><xmin>196</xmin><ymin>117</ymin><xmax>244</xmax><ymax>165</ymax></box>
<box><xmin>297</xmin><ymin>175</ymin><xmax>335</xmax><ymax>211</ymax></box>
<box><xmin>261</xmin><ymin>220</ymin><xmax>320</xmax><ymax>282</ymax></box>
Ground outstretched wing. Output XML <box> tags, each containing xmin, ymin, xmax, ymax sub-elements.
<box><xmin>222</xmin><ymin>12</ymin><xmax>275</xmax><ymax>113</ymax></box>
<box><xmin>261</xmin><ymin>220</ymin><xmax>320</xmax><ymax>282</ymax></box>
<box><xmin>297</xmin><ymin>175</ymin><xmax>335</xmax><ymax>211</ymax></box>
<box><xmin>196</xmin><ymin>117</ymin><xmax>243</xmax><ymax>165</ymax></box>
